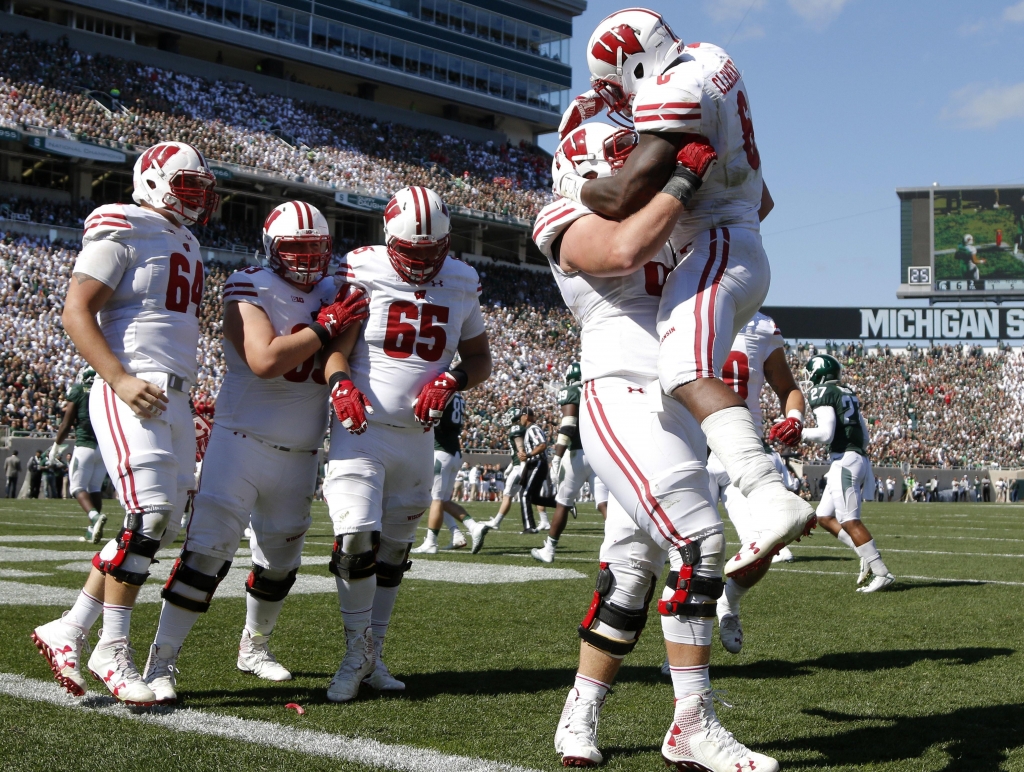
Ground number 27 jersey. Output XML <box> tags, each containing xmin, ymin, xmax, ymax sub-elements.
<box><xmin>339</xmin><ymin>246</ymin><xmax>485</xmax><ymax>429</ymax></box>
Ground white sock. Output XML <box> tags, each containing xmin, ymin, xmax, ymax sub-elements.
<box><xmin>370</xmin><ymin>584</ymin><xmax>400</xmax><ymax>644</ymax></box>
<box><xmin>491</xmin><ymin>512</ymin><xmax>505</xmax><ymax>525</ymax></box>
<box><xmin>669</xmin><ymin>664</ymin><xmax>710</xmax><ymax>700</ymax></box>
<box><xmin>336</xmin><ymin>575</ymin><xmax>375</xmax><ymax>635</ymax></box>
<box><xmin>64</xmin><ymin>590</ymin><xmax>102</xmax><ymax>631</ymax></box>
<box><xmin>245</xmin><ymin>594</ymin><xmax>285</xmax><ymax>637</ymax></box>
<box><xmin>463</xmin><ymin>517</ymin><xmax>477</xmax><ymax>527</ymax></box>
<box><xmin>442</xmin><ymin>512</ymin><xmax>460</xmax><ymax>533</ymax></box>
<box><xmin>421</xmin><ymin>530</ymin><xmax>438</xmax><ymax>547</ymax></box>
<box><xmin>153</xmin><ymin>601</ymin><xmax>201</xmax><ymax>648</ymax></box>
<box><xmin>837</xmin><ymin>529</ymin><xmax>856</xmax><ymax>550</ymax></box>
<box><xmin>854</xmin><ymin>539</ymin><xmax>889</xmax><ymax>576</ymax></box>
<box><xmin>702</xmin><ymin>407</ymin><xmax>783</xmax><ymax>497</ymax></box>
<box><xmin>717</xmin><ymin>578</ymin><xmax>749</xmax><ymax>619</ymax></box>
<box><xmin>573</xmin><ymin>673</ymin><xmax>610</xmax><ymax>702</ymax></box>
<box><xmin>546</xmin><ymin>536</ymin><xmax>558</xmax><ymax>549</ymax></box>
<box><xmin>87</xmin><ymin>509</ymin><xmax>100</xmax><ymax>522</ymax></box>
<box><xmin>100</xmin><ymin>603</ymin><xmax>133</xmax><ymax>642</ymax></box>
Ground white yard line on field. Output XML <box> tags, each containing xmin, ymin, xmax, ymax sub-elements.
<box><xmin>0</xmin><ymin>535</ymin><xmax>88</xmax><ymax>542</ymax></box>
<box><xmin>0</xmin><ymin>521</ymin><xmax>86</xmax><ymax>529</ymax></box>
<box><xmin>771</xmin><ymin>568</ymin><xmax>1024</xmax><ymax>587</ymax></box>
<box><xmin>0</xmin><ymin>673</ymin><xmax>543</xmax><ymax>772</ymax></box>
<box><xmin>794</xmin><ymin>544</ymin><xmax>1024</xmax><ymax>558</ymax></box>
<box><xmin>868</xmin><ymin>534</ymin><xmax>1024</xmax><ymax>543</ymax></box>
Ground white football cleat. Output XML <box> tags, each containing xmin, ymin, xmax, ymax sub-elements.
<box><xmin>857</xmin><ymin>572</ymin><xmax>895</xmax><ymax>593</ymax></box>
<box><xmin>537</xmin><ymin>518</ymin><xmax>551</xmax><ymax>531</ymax></box>
<box><xmin>662</xmin><ymin>690</ymin><xmax>778</xmax><ymax>772</ymax></box>
<box><xmin>410</xmin><ymin>540</ymin><xmax>438</xmax><ymax>555</ymax></box>
<box><xmin>469</xmin><ymin>521</ymin><xmax>490</xmax><ymax>554</ymax></box>
<box><xmin>719</xmin><ymin>614</ymin><xmax>743</xmax><ymax>654</ymax></box>
<box><xmin>660</xmin><ymin>659</ymin><xmax>671</xmax><ymax>677</ymax></box>
<box><xmin>326</xmin><ymin>629</ymin><xmax>374</xmax><ymax>703</ymax></box>
<box><xmin>725</xmin><ymin>486</ymin><xmax>815</xmax><ymax>578</ymax></box>
<box><xmin>80</xmin><ymin>513</ymin><xmax>107</xmax><ymax>544</ymax></box>
<box><xmin>237</xmin><ymin>630</ymin><xmax>292</xmax><ymax>681</ymax></box>
<box><xmin>530</xmin><ymin>541</ymin><xmax>555</xmax><ymax>563</ymax></box>
<box><xmin>362</xmin><ymin>640</ymin><xmax>405</xmax><ymax>691</ymax></box>
<box><xmin>31</xmin><ymin>615</ymin><xmax>89</xmax><ymax>696</ymax></box>
<box><xmin>554</xmin><ymin>688</ymin><xmax>603</xmax><ymax>767</ymax></box>
<box><xmin>442</xmin><ymin>530</ymin><xmax>467</xmax><ymax>550</ymax></box>
<box><xmin>143</xmin><ymin>643</ymin><xmax>180</xmax><ymax>704</ymax></box>
<box><xmin>88</xmin><ymin>636</ymin><xmax>157</xmax><ymax>706</ymax></box>
<box><xmin>771</xmin><ymin>546</ymin><xmax>795</xmax><ymax>564</ymax></box>
<box><xmin>856</xmin><ymin>557</ymin><xmax>870</xmax><ymax>585</ymax></box>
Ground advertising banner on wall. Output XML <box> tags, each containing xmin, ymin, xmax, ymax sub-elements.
<box><xmin>761</xmin><ymin>306</ymin><xmax>1024</xmax><ymax>341</ymax></box>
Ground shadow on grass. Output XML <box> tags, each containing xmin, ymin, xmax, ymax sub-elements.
<box><xmin>767</xmin><ymin>703</ymin><xmax>1024</xmax><ymax>771</ymax></box>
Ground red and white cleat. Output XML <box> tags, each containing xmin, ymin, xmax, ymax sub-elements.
<box><xmin>554</xmin><ymin>688</ymin><xmax>604</xmax><ymax>767</ymax></box>
<box><xmin>662</xmin><ymin>690</ymin><xmax>778</xmax><ymax>772</ymax></box>
<box><xmin>725</xmin><ymin>487</ymin><xmax>815</xmax><ymax>578</ymax></box>
<box><xmin>31</xmin><ymin>615</ymin><xmax>89</xmax><ymax>697</ymax></box>
<box><xmin>88</xmin><ymin>636</ymin><xmax>158</xmax><ymax>706</ymax></box>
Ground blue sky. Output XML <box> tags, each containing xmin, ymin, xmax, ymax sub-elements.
<box><xmin>537</xmin><ymin>1</ymin><xmax>1024</xmax><ymax>307</ymax></box>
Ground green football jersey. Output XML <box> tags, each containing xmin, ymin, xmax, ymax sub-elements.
<box><xmin>67</xmin><ymin>383</ymin><xmax>97</xmax><ymax>449</ymax></box>
<box><xmin>808</xmin><ymin>382</ymin><xmax>866</xmax><ymax>456</ymax></box>
<box><xmin>508</xmin><ymin>424</ymin><xmax>526</xmax><ymax>466</ymax></box>
<box><xmin>556</xmin><ymin>383</ymin><xmax>583</xmax><ymax>451</ymax></box>
<box><xmin>433</xmin><ymin>393</ymin><xmax>465</xmax><ymax>455</ymax></box>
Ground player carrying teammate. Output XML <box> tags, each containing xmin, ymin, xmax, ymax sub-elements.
<box><xmin>535</xmin><ymin>121</ymin><xmax>776</xmax><ymax>771</ymax></box>
<box><xmin>411</xmin><ymin>393</ymin><xmax>491</xmax><ymax>554</ymax></box>
<box><xmin>320</xmin><ymin>186</ymin><xmax>492</xmax><ymax>702</ymax></box>
<box><xmin>142</xmin><ymin>201</ymin><xmax>369</xmax><ymax>703</ymax></box>
<box><xmin>553</xmin><ymin>8</ymin><xmax>814</xmax><ymax>579</ymax></box>
<box><xmin>52</xmin><ymin>366</ymin><xmax>107</xmax><ymax>543</ymax></box>
<box><xmin>802</xmin><ymin>355</ymin><xmax>895</xmax><ymax>593</ymax></box>
<box><xmin>32</xmin><ymin>142</ymin><xmax>219</xmax><ymax>705</ymax></box>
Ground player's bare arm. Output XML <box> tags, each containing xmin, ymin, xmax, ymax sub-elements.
<box><xmin>225</xmin><ymin>301</ymin><xmax>322</xmax><ymax>379</ymax></box>
<box><xmin>54</xmin><ymin>400</ymin><xmax>78</xmax><ymax>446</ymax></box>
<box><xmin>63</xmin><ymin>273</ymin><xmax>168</xmax><ymax>419</ymax></box>
<box><xmin>454</xmin><ymin>331</ymin><xmax>492</xmax><ymax>389</ymax></box>
<box><xmin>579</xmin><ymin>132</ymin><xmax>683</xmax><ymax>219</ymax></box>
<box><xmin>553</xmin><ymin>402</ymin><xmax>579</xmax><ymax>460</ymax></box>
<box><xmin>759</xmin><ymin>182</ymin><xmax>774</xmax><ymax>222</ymax></box>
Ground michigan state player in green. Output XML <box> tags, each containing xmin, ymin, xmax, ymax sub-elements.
<box><xmin>411</xmin><ymin>394</ymin><xmax>491</xmax><ymax>554</ymax></box>
<box><xmin>802</xmin><ymin>355</ymin><xmax>894</xmax><ymax>593</ymax></box>
<box><xmin>53</xmin><ymin>367</ymin><xmax>108</xmax><ymax>543</ymax></box>
<box><xmin>484</xmin><ymin>407</ymin><xmax>530</xmax><ymax>531</ymax></box>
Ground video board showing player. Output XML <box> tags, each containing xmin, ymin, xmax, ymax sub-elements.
<box><xmin>933</xmin><ymin>187</ymin><xmax>1024</xmax><ymax>292</ymax></box>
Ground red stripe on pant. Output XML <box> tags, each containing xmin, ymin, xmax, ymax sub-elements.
<box><xmin>701</xmin><ymin>228</ymin><xmax>730</xmax><ymax>379</ymax></box>
<box><xmin>583</xmin><ymin>382</ymin><xmax>685</xmax><ymax>546</ymax></box>
<box><xmin>692</xmin><ymin>229</ymin><xmax>719</xmax><ymax>379</ymax></box>
<box><xmin>103</xmin><ymin>383</ymin><xmax>142</xmax><ymax>513</ymax></box>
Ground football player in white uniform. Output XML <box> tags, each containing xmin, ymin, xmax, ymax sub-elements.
<box><xmin>554</xmin><ymin>8</ymin><xmax>814</xmax><ymax>580</ymax></box>
<box><xmin>31</xmin><ymin>142</ymin><xmax>219</xmax><ymax>705</ymax></box>
<box><xmin>141</xmin><ymin>201</ymin><xmax>369</xmax><ymax>703</ymax></box>
<box><xmin>320</xmin><ymin>186</ymin><xmax>492</xmax><ymax>702</ymax></box>
<box><xmin>705</xmin><ymin>312</ymin><xmax>807</xmax><ymax>654</ymax></box>
<box><xmin>536</xmin><ymin>122</ymin><xmax>776</xmax><ymax>772</ymax></box>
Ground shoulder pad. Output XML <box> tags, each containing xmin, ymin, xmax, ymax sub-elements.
<box><xmin>223</xmin><ymin>267</ymin><xmax>264</xmax><ymax>302</ymax></box>
<box><xmin>82</xmin><ymin>204</ymin><xmax>134</xmax><ymax>243</ymax></box>
<box><xmin>633</xmin><ymin>63</ymin><xmax>703</xmax><ymax>134</ymax></box>
<box><xmin>532</xmin><ymin>199</ymin><xmax>593</xmax><ymax>261</ymax></box>
<box><xmin>509</xmin><ymin>425</ymin><xmax>526</xmax><ymax>437</ymax></box>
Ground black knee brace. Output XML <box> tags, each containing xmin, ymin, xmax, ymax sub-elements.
<box><xmin>658</xmin><ymin>541</ymin><xmax>725</xmax><ymax>619</ymax></box>
<box><xmin>92</xmin><ymin>527</ymin><xmax>161</xmax><ymax>586</ymax></box>
<box><xmin>375</xmin><ymin>559</ymin><xmax>412</xmax><ymax>588</ymax></box>
<box><xmin>328</xmin><ymin>538</ymin><xmax>377</xmax><ymax>580</ymax></box>
<box><xmin>161</xmin><ymin>551</ymin><xmax>232</xmax><ymax>612</ymax></box>
<box><xmin>577</xmin><ymin>562</ymin><xmax>657</xmax><ymax>657</ymax></box>
<box><xmin>245</xmin><ymin>565</ymin><xmax>298</xmax><ymax>602</ymax></box>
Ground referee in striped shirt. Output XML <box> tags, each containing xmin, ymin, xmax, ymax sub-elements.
<box><xmin>518</xmin><ymin>408</ymin><xmax>557</xmax><ymax>533</ymax></box>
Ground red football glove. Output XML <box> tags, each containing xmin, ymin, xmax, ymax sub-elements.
<box><xmin>194</xmin><ymin>413</ymin><xmax>212</xmax><ymax>462</ymax></box>
<box><xmin>768</xmin><ymin>417</ymin><xmax>803</xmax><ymax>446</ymax></box>
<box><xmin>676</xmin><ymin>138</ymin><xmax>718</xmax><ymax>182</ymax></box>
<box><xmin>558</xmin><ymin>89</ymin><xmax>605</xmax><ymax>139</ymax></box>
<box><xmin>330</xmin><ymin>375</ymin><xmax>373</xmax><ymax>435</ymax></box>
<box><xmin>313</xmin><ymin>285</ymin><xmax>369</xmax><ymax>341</ymax></box>
<box><xmin>413</xmin><ymin>372</ymin><xmax>463</xmax><ymax>427</ymax></box>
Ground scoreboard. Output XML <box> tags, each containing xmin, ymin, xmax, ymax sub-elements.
<box><xmin>897</xmin><ymin>185</ymin><xmax>1024</xmax><ymax>300</ymax></box>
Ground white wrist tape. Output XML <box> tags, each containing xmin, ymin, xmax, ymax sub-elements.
<box><xmin>557</xmin><ymin>173</ymin><xmax>587</xmax><ymax>204</ymax></box>
<box><xmin>787</xmin><ymin>409</ymin><xmax>805</xmax><ymax>422</ymax></box>
<box><xmin>556</xmin><ymin>434</ymin><xmax>571</xmax><ymax>447</ymax></box>
<box><xmin>559</xmin><ymin>416</ymin><xmax>579</xmax><ymax>428</ymax></box>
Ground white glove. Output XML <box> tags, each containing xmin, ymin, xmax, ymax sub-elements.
<box><xmin>549</xmin><ymin>455</ymin><xmax>562</xmax><ymax>486</ymax></box>
<box><xmin>46</xmin><ymin>443</ymin><xmax>60</xmax><ymax>464</ymax></box>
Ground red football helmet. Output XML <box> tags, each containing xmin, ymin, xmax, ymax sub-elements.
<box><xmin>132</xmin><ymin>141</ymin><xmax>220</xmax><ymax>226</ymax></box>
<box><xmin>383</xmin><ymin>186</ymin><xmax>451</xmax><ymax>285</ymax></box>
<box><xmin>262</xmin><ymin>201</ymin><xmax>333</xmax><ymax>287</ymax></box>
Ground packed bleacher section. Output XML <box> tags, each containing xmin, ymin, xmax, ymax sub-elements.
<box><xmin>0</xmin><ymin>33</ymin><xmax>552</xmax><ymax>221</ymax></box>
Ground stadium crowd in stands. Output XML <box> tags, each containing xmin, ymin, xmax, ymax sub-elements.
<box><xmin>0</xmin><ymin>33</ymin><xmax>552</xmax><ymax>220</ymax></box>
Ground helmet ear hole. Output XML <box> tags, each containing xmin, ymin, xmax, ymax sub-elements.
<box><xmin>633</xmin><ymin>63</ymin><xmax>644</xmax><ymax>79</ymax></box>
<box><xmin>147</xmin><ymin>180</ymin><xmax>156</xmax><ymax>189</ymax></box>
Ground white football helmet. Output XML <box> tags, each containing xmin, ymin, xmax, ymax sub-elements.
<box><xmin>553</xmin><ymin>122</ymin><xmax>637</xmax><ymax>184</ymax></box>
<box><xmin>963</xmin><ymin>234</ymin><xmax>974</xmax><ymax>246</ymax></box>
<box><xmin>132</xmin><ymin>141</ymin><xmax>219</xmax><ymax>226</ymax></box>
<box><xmin>587</xmin><ymin>8</ymin><xmax>685</xmax><ymax>122</ymax></box>
<box><xmin>383</xmin><ymin>186</ymin><xmax>451</xmax><ymax>284</ymax></box>
<box><xmin>262</xmin><ymin>201</ymin><xmax>332</xmax><ymax>286</ymax></box>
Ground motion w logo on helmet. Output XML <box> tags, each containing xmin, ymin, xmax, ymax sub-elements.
<box><xmin>139</xmin><ymin>143</ymin><xmax>181</xmax><ymax>172</ymax></box>
<box><xmin>590</xmin><ymin>24</ymin><xmax>645</xmax><ymax>66</ymax></box>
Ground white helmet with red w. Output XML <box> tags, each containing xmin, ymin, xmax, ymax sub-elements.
<box><xmin>132</xmin><ymin>141</ymin><xmax>219</xmax><ymax>226</ymax></box>
<box><xmin>587</xmin><ymin>8</ymin><xmax>684</xmax><ymax>121</ymax></box>
<box><xmin>383</xmin><ymin>186</ymin><xmax>451</xmax><ymax>285</ymax></box>
<box><xmin>262</xmin><ymin>201</ymin><xmax>333</xmax><ymax>287</ymax></box>
<box><xmin>553</xmin><ymin>122</ymin><xmax>637</xmax><ymax>182</ymax></box>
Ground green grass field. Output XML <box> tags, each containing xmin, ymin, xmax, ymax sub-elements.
<box><xmin>1</xmin><ymin>499</ymin><xmax>1022</xmax><ymax>771</ymax></box>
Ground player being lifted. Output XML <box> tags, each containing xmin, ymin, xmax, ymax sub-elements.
<box><xmin>802</xmin><ymin>355</ymin><xmax>895</xmax><ymax>593</ymax></box>
<box><xmin>536</xmin><ymin>121</ymin><xmax>777</xmax><ymax>771</ymax></box>
<box><xmin>531</xmin><ymin>361</ymin><xmax>601</xmax><ymax>563</ymax></box>
<box><xmin>410</xmin><ymin>393</ymin><xmax>491</xmax><ymax>555</ymax></box>
<box><xmin>483</xmin><ymin>406</ymin><xmax>529</xmax><ymax>531</ymax></box>
<box><xmin>321</xmin><ymin>186</ymin><xmax>491</xmax><ymax>702</ymax></box>
<box><xmin>553</xmin><ymin>8</ymin><xmax>814</xmax><ymax>578</ymax></box>
<box><xmin>142</xmin><ymin>201</ymin><xmax>369</xmax><ymax>703</ymax></box>
<box><xmin>32</xmin><ymin>142</ymin><xmax>219</xmax><ymax>705</ymax></box>
<box><xmin>51</xmin><ymin>366</ymin><xmax>107</xmax><ymax>543</ymax></box>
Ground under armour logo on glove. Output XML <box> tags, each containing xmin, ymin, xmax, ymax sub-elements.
<box><xmin>330</xmin><ymin>376</ymin><xmax>373</xmax><ymax>434</ymax></box>
<box><xmin>311</xmin><ymin>285</ymin><xmax>369</xmax><ymax>344</ymax></box>
<box><xmin>768</xmin><ymin>416</ymin><xmax>803</xmax><ymax>447</ymax></box>
<box><xmin>413</xmin><ymin>371</ymin><xmax>464</xmax><ymax>427</ymax></box>
<box><xmin>193</xmin><ymin>413</ymin><xmax>212</xmax><ymax>463</ymax></box>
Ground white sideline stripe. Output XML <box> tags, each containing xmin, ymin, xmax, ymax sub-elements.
<box><xmin>794</xmin><ymin>545</ymin><xmax>1024</xmax><ymax>559</ymax></box>
<box><xmin>0</xmin><ymin>568</ymin><xmax>51</xmax><ymax>578</ymax></box>
<box><xmin>0</xmin><ymin>546</ymin><xmax>251</xmax><ymax>563</ymax></box>
<box><xmin>0</xmin><ymin>673</ymin><xmax>542</xmax><ymax>772</ymax></box>
<box><xmin>772</xmin><ymin>568</ymin><xmax>1024</xmax><ymax>587</ymax></box>
<box><xmin>300</xmin><ymin>556</ymin><xmax>587</xmax><ymax>584</ymax></box>
<box><xmin>0</xmin><ymin>535</ymin><xmax>88</xmax><ymax>542</ymax></box>
<box><xmin>502</xmin><ymin>553</ymin><xmax>594</xmax><ymax>563</ymax></box>
<box><xmin>0</xmin><ymin>521</ymin><xmax>83</xmax><ymax>529</ymax></box>
<box><xmin>870</xmin><ymin>534</ymin><xmax>1024</xmax><ymax>543</ymax></box>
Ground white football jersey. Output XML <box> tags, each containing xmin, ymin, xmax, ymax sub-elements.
<box><xmin>722</xmin><ymin>311</ymin><xmax>784</xmax><ymax>436</ymax></box>
<box><xmin>632</xmin><ymin>42</ymin><xmax>763</xmax><ymax>245</ymax></box>
<box><xmin>338</xmin><ymin>246</ymin><xmax>485</xmax><ymax>429</ymax></box>
<box><xmin>534</xmin><ymin>198</ymin><xmax>679</xmax><ymax>381</ymax></box>
<box><xmin>73</xmin><ymin>204</ymin><xmax>203</xmax><ymax>379</ymax></box>
<box><xmin>214</xmin><ymin>266</ymin><xmax>340</xmax><ymax>450</ymax></box>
